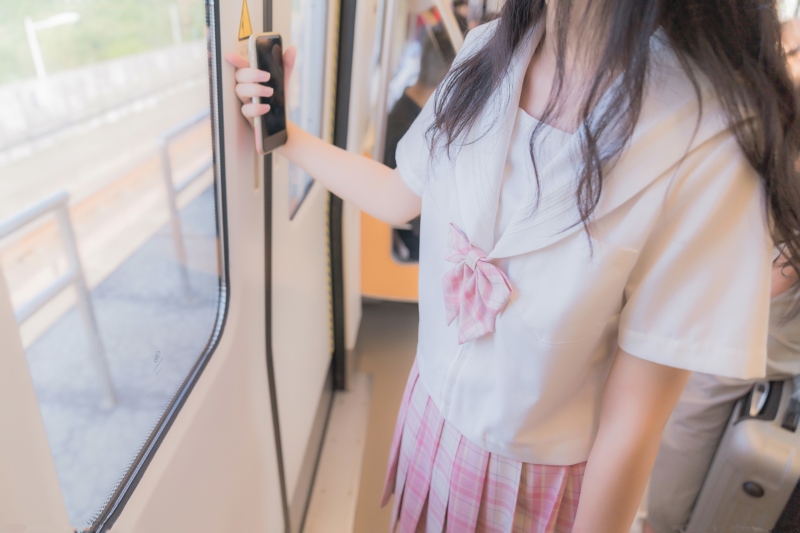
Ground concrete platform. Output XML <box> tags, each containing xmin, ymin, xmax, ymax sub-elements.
<box><xmin>25</xmin><ymin>186</ymin><xmax>220</xmax><ymax>527</ymax></box>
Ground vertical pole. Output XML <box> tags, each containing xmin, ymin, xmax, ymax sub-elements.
<box><xmin>371</xmin><ymin>0</ymin><xmax>399</xmax><ymax>164</ymax></box>
<box><xmin>55</xmin><ymin>205</ymin><xmax>116</xmax><ymax>407</ymax></box>
<box><xmin>160</xmin><ymin>140</ymin><xmax>191</xmax><ymax>292</ymax></box>
<box><xmin>467</xmin><ymin>0</ymin><xmax>483</xmax><ymax>26</ymax></box>
<box><xmin>433</xmin><ymin>0</ymin><xmax>465</xmax><ymax>51</ymax></box>
<box><xmin>24</xmin><ymin>17</ymin><xmax>47</xmax><ymax>81</ymax></box>
<box><xmin>0</xmin><ymin>274</ymin><xmax>72</xmax><ymax>529</ymax></box>
<box><xmin>330</xmin><ymin>0</ymin><xmax>358</xmax><ymax>391</ymax></box>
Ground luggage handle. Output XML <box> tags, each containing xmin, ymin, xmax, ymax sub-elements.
<box><xmin>750</xmin><ymin>381</ymin><xmax>771</xmax><ymax>417</ymax></box>
<box><xmin>736</xmin><ymin>380</ymin><xmax>784</xmax><ymax>425</ymax></box>
<box><xmin>781</xmin><ymin>375</ymin><xmax>800</xmax><ymax>432</ymax></box>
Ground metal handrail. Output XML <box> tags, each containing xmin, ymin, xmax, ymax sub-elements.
<box><xmin>0</xmin><ymin>190</ymin><xmax>116</xmax><ymax>407</ymax></box>
<box><xmin>0</xmin><ymin>191</ymin><xmax>69</xmax><ymax>236</ymax></box>
<box><xmin>434</xmin><ymin>0</ymin><xmax>465</xmax><ymax>52</ymax></box>
<box><xmin>372</xmin><ymin>0</ymin><xmax>464</xmax><ymax>164</ymax></box>
<box><xmin>372</xmin><ymin>0</ymin><xmax>399</xmax><ymax>165</ymax></box>
<box><xmin>162</xmin><ymin>109</ymin><xmax>208</xmax><ymax>140</ymax></box>
<box><xmin>467</xmin><ymin>0</ymin><xmax>484</xmax><ymax>27</ymax></box>
<box><xmin>159</xmin><ymin>109</ymin><xmax>213</xmax><ymax>291</ymax></box>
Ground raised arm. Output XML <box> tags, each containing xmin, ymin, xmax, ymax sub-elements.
<box><xmin>572</xmin><ymin>349</ymin><xmax>691</xmax><ymax>532</ymax></box>
<box><xmin>225</xmin><ymin>51</ymin><xmax>421</xmax><ymax>226</ymax></box>
<box><xmin>279</xmin><ymin>123</ymin><xmax>421</xmax><ymax>225</ymax></box>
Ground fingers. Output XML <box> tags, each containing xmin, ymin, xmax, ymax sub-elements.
<box><xmin>284</xmin><ymin>46</ymin><xmax>297</xmax><ymax>72</ymax></box>
<box><xmin>225</xmin><ymin>52</ymin><xmax>250</xmax><ymax>69</ymax></box>
<box><xmin>235</xmin><ymin>67</ymin><xmax>270</xmax><ymax>84</ymax></box>
<box><xmin>241</xmin><ymin>102</ymin><xmax>271</xmax><ymax>119</ymax></box>
<box><xmin>226</xmin><ymin>50</ymin><xmax>275</xmax><ymax>121</ymax></box>
<box><xmin>283</xmin><ymin>46</ymin><xmax>297</xmax><ymax>85</ymax></box>
<box><xmin>235</xmin><ymin>83</ymin><xmax>274</xmax><ymax>104</ymax></box>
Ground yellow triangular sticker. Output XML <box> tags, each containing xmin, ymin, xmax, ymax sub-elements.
<box><xmin>238</xmin><ymin>0</ymin><xmax>253</xmax><ymax>41</ymax></box>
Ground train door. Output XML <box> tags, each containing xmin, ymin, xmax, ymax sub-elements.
<box><xmin>0</xmin><ymin>0</ymin><xmax>344</xmax><ymax>531</ymax></box>
<box><xmin>268</xmin><ymin>0</ymin><xmax>344</xmax><ymax>530</ymax></box>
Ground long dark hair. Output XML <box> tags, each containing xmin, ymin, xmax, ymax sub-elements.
<box><xmin>430</xmin><ymin>0</ymin><xmax>800</xmax><ymax>313</ymax></box>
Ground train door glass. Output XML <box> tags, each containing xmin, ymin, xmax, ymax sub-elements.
<box><xmin>287</xmin><ymin>0</ymin><xmax>328</xmax><ymax>218</ymax></box>
<box><xmin>0</xmin><ymin>0</ymin><xmax>221</xmax><ymax>528</ymax></box>
<box><xmin>372</xmin><ymin>0</ymin><xmax>486</xmax><ymax>263</ymax></box>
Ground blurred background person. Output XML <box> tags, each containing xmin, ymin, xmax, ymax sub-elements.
<box><xmin>383</xmin><ymin>19</ymin><xmax>462</xmax><ymax>261</ymax></box>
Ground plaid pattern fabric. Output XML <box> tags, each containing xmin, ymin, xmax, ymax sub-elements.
<box><xmin>478</xmin><ymin>454</ymin><xmax>523</xmax><ymax>532</ymax></box>
<box><xmin>383</xmin><ymin>362</ymin><xmax>587</xmax><ymax>532</ymax></box>
<box><xmin>447</xmin><ymin>434</ymin><xmax>491</xmax><ymax>531</ymax></box>
<box><xmin>512</xmin><ymin>463</ymin><xmax>585</xmax><ymax>533</ymax></box>
<box><xmin>442</xmin><ymin>224</ymin><xmax>512</xmax><ymax>344</ymax></box>
<box><xmin>382</xmin><ymin>366</ymin><xmax>421</xmax><ymax>507</ymax></box>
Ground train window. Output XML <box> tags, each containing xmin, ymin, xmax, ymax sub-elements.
<box><xmin>287</xmin><ymin>0</ymin><xmax>328</xmax><ymax>219</ymax></box>
<box><xmin>0</xmin><ymin>0</ymin><xmax>222</xmax><ymax>528</ymax></box>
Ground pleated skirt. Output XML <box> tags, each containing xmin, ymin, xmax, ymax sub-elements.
<box><xmin>381</xmin><ymin>361</ymin><xmax>587</xmax><ymax>533</ymax></box>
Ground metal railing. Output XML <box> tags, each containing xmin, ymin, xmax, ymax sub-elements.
<box><xmin>0</xmin><ymin>190</ymin><xmax>116</xmax><ymax>407</ymax></box>
<box><xmin>372</xmin><ymin>0</ymin><xmax>463</xmax><ymax>164</ymax></box>
<box><xmin>372</xmin><ymin>0</ymin><xmax>399</xmax><ymax>165</ymax></box>
<box><xmin>159</xmin><ymin>109</ymin><xmax>213</xmax><ymax>290</ymax></box>
<box><xmin>433</xmin><ymin>0</ymin><xmax>465</xmax><ymax>52</ymax></box>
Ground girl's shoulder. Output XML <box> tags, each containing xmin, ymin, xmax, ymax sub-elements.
<box><xmin>646</xmin><ymin>31</ymin><xmax>719</xmax><ymax>112</ymax></box>
<box><xmin>641</xmin><ymin>30</ymin><xmax>730</xmax><ymax>142</ymax></box>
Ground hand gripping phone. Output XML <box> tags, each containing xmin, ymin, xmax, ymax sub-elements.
<box><xmin>248</xmin><ymin>32</ymin><xmax>288</xmax><ymax>154</ymax></box>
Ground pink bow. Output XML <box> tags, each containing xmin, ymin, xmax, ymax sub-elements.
<box><xmin>442</xmin><ymin>224</ymin><xmax>512</xmax><ymax>344</ymax></box>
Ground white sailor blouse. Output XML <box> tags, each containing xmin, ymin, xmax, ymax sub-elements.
<box><xmin>395</xmin><ymin>20</ymin><xmax>773</xmax><ymax>465</ymax></box>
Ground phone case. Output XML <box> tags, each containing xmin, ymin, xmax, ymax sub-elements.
<box><xmin>685</xmin><ymin>378</ymin><xmax>800</xmax><ymax>533</ymax></box>
<box><xmin>248</xmin><ymin>32</ymin><xmax>286</xmax><ymax>155</ymax></box>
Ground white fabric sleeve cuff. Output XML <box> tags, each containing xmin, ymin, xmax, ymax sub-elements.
<box><xmin>618</xmin><ymin>327</ymin><xmax>767</xmax><ymax>380</ymax></box>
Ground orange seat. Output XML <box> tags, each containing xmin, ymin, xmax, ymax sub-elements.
<box><xmin>360</xmin><ymin>211</ymin><xmax>419</xmax><ymax>302</ymax></box>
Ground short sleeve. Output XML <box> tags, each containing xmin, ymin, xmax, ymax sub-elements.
<box><xmin>394</xmin><ymin>92</ymin><xmax>436</xmax><ymax>196</ymax></box>
<box><xmin>617</xmin><ymin>131</ymin><xmax>773</xmax><ymax>379</ymax></box>
<box><xmin>394</xmin><ymin>21</ymin><xmax>497</xmax><ymax>197</ymax></box>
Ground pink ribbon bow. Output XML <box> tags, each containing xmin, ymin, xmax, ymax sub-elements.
<box><xmin>442</xmin><ymin>223</ymin><xmax>513</xmax><ymax>344</ymax></box>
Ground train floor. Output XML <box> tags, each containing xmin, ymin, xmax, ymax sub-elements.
<box><xmin>352</xmin><ymin>300</ymin><xmax>418</xmax><ymax>532</ymax></box>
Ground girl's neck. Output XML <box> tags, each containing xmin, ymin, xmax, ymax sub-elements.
<box><xmin>520</xmin><ymin>1</ymin><xmax>607</xmax><ymax>133</ymax></box>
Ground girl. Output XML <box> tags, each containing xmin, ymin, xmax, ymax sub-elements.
<box><xmin>227</xmin><ymin>0</ymin><xmax>800</xmax><ymax>531</ymax></box>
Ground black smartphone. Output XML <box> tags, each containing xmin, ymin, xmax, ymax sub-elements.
<box><xmin>248</xmin><ymin>32</ymin><xmax>287</xmax><ymax>154</ymax></box>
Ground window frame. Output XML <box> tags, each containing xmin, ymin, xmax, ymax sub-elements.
<box><xmin>88</xmin><ymin>1</ymin><xmax>231</xmax><ymax>530</ymax></box>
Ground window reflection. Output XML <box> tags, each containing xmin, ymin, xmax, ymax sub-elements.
<box><xmin>287</xmin><ymin>0</ymin><xmax>328</xmax><ymax>218</ymax></box>
<box><xmin>379</xmin><ymin>1</ymin><xmax>476</xmax><ymax>262</ymax></box>
<box><xmin>0</xmin><ymin>0</ymin><xmax>220</xmax><ymax>527</ymax></box>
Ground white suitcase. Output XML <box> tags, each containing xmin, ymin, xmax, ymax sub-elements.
<box><xmin>686</xmin><ymin>378</ymin><xmax>800</xmax><ymax>532</ymax></box>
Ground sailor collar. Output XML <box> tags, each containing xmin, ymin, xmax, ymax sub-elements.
<box><xmin>427</xmin><ymin>22</ymin><xmax>730</xmax><ymax>260</ymax></box>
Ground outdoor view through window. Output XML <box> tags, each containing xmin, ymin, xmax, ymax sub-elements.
<box><xmin>0</xmin><ymin>0</ymin><xmax>221</xmax><ymax>527</ymax></box>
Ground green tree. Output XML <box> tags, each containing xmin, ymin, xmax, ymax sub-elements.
<box><xmin>0</xmin><ymin>0</ymin><xmax>206</xmax><ymax>85</ymax></box>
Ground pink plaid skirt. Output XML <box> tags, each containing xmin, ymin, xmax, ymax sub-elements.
<box><xmin>381</xmin><ymin>362</ymin><xmax>586</xmax><ymax>533</ymax></box>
